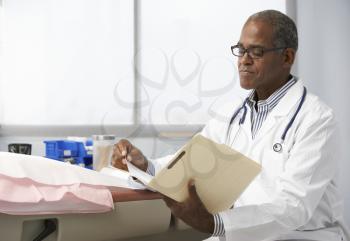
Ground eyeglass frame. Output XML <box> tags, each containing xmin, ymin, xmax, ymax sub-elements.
<box><xmin>230</xmin><ymin>44</ymin><xmax>288</xmax><ymax>59</ymax></box>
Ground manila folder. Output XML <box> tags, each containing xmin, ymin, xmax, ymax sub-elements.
<box><xmin>147</xmin><ymin>134</ymin><xmax>261</xmax><ymax>214</ymax></box>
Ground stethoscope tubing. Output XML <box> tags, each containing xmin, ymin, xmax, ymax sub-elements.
<box><xmin>280</xmin><ymin>87</ymin><xmax>307</xmax><ymax>141</ymax></box>
<box><xmin>226</xmin><ymin>86</ymin><xmax>307</xmax><ymax>152</ymax></box>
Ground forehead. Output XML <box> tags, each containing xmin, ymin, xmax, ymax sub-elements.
<box><xmin>239</xmin><ymin>20</ymin><xmax>274</xmax><ymax>47</ymax></box>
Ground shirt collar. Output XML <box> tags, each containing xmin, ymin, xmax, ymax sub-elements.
<box><xmin>247</xmin><ymin>76</ymin><xmax>297</xmax><ymax>111</ymax></box>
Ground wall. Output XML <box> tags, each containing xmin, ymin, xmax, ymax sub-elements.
<box><xmin>135</xmin><ymin>0</ymin><xmax>285</xmax><ymax>125</ymax></box>
<box><xmin>293</xmin><ymin>0</ymin><xmax>350</xmax><ymax>223</ymax></box>
<box><xmin>0</xmin><ymin>0</ymin><xmax>135</xmax><ymax>126</ymax></box>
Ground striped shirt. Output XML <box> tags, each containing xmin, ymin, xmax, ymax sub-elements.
<box><xmin>213</xmin><ymin>76</ymin><xmax>297</xmax><ymax>237</ymax></box>
<box><xmin>247</xmin><ymin>76</ymin><xmax>297</xmax><ymax>139</ymax></box>
<box><xmin>146</xmin><ymin>161</ymin><xmax>155</xmax><ymax>175</ymax></box>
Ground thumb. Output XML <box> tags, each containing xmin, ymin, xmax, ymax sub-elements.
<box><xmin>188</xmin><ymin>179</ymin><xmax>200</xmax><ymax>200</ymax></box>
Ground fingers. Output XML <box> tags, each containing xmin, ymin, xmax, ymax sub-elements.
<box><xmin>162</xmin><ymin>194</ymin><xmax>179</xmax><ymax>209</ymax></box>
<box><xmin>111</xmin><ymin>139</ymin><xmax>148</xmax><ymax>171</ymax></box>
<box><xmin>123</xmin><ymin>145</ymin><xmax>148</xmax><ymax>171</ymax></box>
<box><xmin>127</xmin><ymin>147</ymin><xmax>144</xmax><ymax>164</ymax></box>
<box><xmin>187</xmin><ymin>179</ymin><xmax>200</xmax><ymax>202</ymax></box>
<box><xmin>162</xmin><ymin>195</ymin><xmax>183</xmax><ymax>217</ymax></box>
<box><xmin>116</xmin><ymin>139</ymin><xmax>132</xmax><ymax>158</ymax></box>
<box><xmin>161</xmin><ymin>180</ymin><xmax>214</xmax><ymax>233</ymax></box>
<box><xmin>111</xmin><ymin>139</ymin><xmax>132</xmax><ymax>169</ymax></box>
<box><xmin>187</xmin><ymin>179</ymin><xmax>208</xmax><ymax>213</ymax></box>
<box><xmin>162</xmin><ymin>195</ymin><xmax>174</xmax><ymax>208</ymax></box>
<box><xmin>162</xmin><ymin>180</ymin><xmax>199</xmax><ymax>210</ymax></box>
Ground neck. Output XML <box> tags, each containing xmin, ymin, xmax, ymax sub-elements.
<box><xmin>255</xmin><ymin>75</ymin><xmax>292</xmax><ymax>101</ymax></box>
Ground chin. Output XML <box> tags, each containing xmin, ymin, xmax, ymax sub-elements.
<box><xmin>239</xmin><ymin>79</ymin><xmax>254</xmax><ymax>90</ymax></box>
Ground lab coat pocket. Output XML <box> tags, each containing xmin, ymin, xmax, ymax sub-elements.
<box><xmin>258</xmin><ymin>149</ymin><xmax>288</xmax><ymax>197</ymax></box>
<box><xmin>249</xmin><ymin>148</ymin><xmax>286</xmax><ymax>200</ymax></box>
<box><xmin>262</xmin><ymin>149</ymin><xmax>287</xmax><ymax>178</ymax></box>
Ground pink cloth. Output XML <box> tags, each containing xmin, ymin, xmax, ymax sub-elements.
<box><xmin>0</xmin><ymin>152</ymin><xmax>136</xmax><ymax>215</ymax></box>
<box><xmin>0</xmin><ymin>174</ymin><xmax>114</xmax><ymax>215</ymax></box>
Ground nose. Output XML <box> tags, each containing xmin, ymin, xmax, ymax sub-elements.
<box><xmin>238</xmin><ymin>52</ymin><xmax>253</xmax><ymax>65</ymax></box>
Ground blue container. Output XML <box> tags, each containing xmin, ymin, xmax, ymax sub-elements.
<box><xmin>44</xmin><ymin>140</ymin><xmax>92</xmax><ymax>168</ymax></box>
<box><xmin>44</xmin><ymin>140</ymin><xmax>78</xmax><ymax>160</ymax></box>
<box><xmin>75</xmin><ymin>142</ymin><xmax>92</xmax><ymax>167</ymax></box>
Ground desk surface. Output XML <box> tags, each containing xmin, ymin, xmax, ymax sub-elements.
<box><xmin>111</xmin><ymin>187</ymin><xmax>163</xmax><ymax>202</ymax></box>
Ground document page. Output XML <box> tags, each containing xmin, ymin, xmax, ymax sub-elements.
<box><xmin>99</xmin><ymin>165</ymin><xmax>146</xmax><ymax>190</ymax></box>
<box><xmin>126</xmin><ymin>161</ymin><xmax>153</xmax><ymax>185</ymax></box>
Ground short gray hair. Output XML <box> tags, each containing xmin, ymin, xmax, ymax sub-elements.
<box><xmin>247</xmin><ymin>10</ymin><xmax>298</xmax><ymax>51</ymax></box>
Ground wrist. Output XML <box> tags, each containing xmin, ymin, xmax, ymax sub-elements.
<box><xmin>206</xmin><ymin>214</ymin><xmax>215</xmax><ymax>234</ymax></box>
<box><xmin>194</xmin><ymin>213</ymin><xmax>214</xmax><ymax>234</ymax></box>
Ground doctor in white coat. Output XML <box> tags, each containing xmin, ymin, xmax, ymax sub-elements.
<box><xmin>112</xmin><ymin>10</ymin><xmax>349</xmax><ymax>241</ymax></box>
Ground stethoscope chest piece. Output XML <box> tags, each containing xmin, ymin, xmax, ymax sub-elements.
<box><xmin>273</xmin><ymin>143</ymin><xmax>282</xmax><ymax>153</ymax></box>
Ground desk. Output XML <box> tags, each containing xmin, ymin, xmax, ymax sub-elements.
<box><xmin>111</xmin><ymin>187</ymin><xmax>162</xmax><ymax>202</ymax></box>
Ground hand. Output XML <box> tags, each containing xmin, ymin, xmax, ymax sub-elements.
<box><xmin>111</xmin><ymin>139</ymin><xmax>148</xmax><ymax>172</ymax></box>
<box><xmin>162</xmin><ymin>180</ymin><xmax>214</xmax><ymax>234</ymax></box>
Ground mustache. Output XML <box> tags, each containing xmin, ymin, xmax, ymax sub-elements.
<box><xmin>239</xmin><ymin>68</ymin><xmax>253</xmax><ymax>73</ymax></box>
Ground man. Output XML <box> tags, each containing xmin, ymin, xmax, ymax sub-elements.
<box><xmin>112</xmin><ymin>10</ymin><xmax>349</xmax><ymax>241</ymax></box>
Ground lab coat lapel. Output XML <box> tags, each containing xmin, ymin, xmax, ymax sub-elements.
<box><xmin>253</xmin><ymin>80</ymin><xmax>305</xmax><ymax>140</ymax></box>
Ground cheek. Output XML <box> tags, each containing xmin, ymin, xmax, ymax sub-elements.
<box><xmin>260</xmin><ymin>59</ymin><xmax>282</xmax><ymax>77</ymax></box>
<box><xmin>253</xmin><ymin>64</ymin><xmax>266</xmax><ymax>80</ymax></box>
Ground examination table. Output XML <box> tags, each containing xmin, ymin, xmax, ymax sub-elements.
<box><xmin>0</xmin><ymin>187</ymin><xmax>207</xmax><ymax>241</ymax></box>
<box><xmin>0</xmin><ymin>152</ymin><xmax>209</xmax><ymax>241</ymax></box>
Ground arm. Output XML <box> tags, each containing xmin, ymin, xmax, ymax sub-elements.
<box><xmin>217</xmin><ymin>107</ymin><xmax>338</xmax><ymax>240</ymax></box>
<box><xmin>162</xmin><ymin>180</ymin><xmax>215</xmax><ymax>235</ymax></box>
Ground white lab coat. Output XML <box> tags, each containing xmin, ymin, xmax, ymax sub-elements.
<box><xmin>152</xmin><ymin>79</ymin><xmax>350</xmax><ymax>241</ymax></box>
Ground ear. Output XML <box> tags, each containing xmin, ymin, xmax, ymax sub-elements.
<box><xmin>282</xmin><ymin>48</ymin><xmax>296</xmax><ymax>68</ymax></box>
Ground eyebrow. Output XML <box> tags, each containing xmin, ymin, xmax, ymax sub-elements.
<box><xmin>236</xmin><ymin>42</ymin><xmax>265</xmax><ymax>48</ymax></box>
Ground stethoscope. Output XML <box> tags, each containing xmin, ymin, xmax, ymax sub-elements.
<box><xmin>226</xmin><ymin>86</ymin><xmax>307</xmax><ymax>153</ymax></box>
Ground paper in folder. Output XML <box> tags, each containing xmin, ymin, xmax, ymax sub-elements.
<box><xmin>126</xmin><ymin>134</ymin><xmax>261</xmax><ymax>214</ymax></box>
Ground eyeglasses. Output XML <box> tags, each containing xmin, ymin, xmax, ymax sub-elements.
<box><xmin>231</xmin><ymin>45</ymin><xmax>286</xmax><ymax>59</ymax></box>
